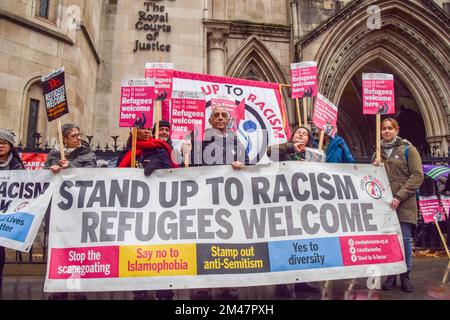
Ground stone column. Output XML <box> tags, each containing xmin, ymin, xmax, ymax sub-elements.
<box><xmin>426</xmin><ymin>136</ymin><xmax>449</xmax><ymax>156</ymax></box>
<box><xmin>207</xmin><ymin>29</ymin><xmax>228</xmax><ymax>76</ymax></box>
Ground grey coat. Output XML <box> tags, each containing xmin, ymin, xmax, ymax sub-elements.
<box><xmin>44</xmin><ymin>140</ymin><xmax>97</xmax><ymax>169</ymax></box>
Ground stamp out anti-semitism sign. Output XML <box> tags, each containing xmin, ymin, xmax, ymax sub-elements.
<box><xmin>119</xmin><ymin>79</ymin><xmax>155</xmax><ymax>128</ymax></box>
<box><xmin>44</xmin><ymin>163</ymin><xmax>406</xmax><ymax>292</ymax></box>
<box><xmin>418</xmin><ymin>196</ymin><xmax>447</xmax><ymax>223</ymax></box>
<box><xmin>145</xmin><ymin>62</ymin><xmax>174</xmax><ymax>122</ymax></box>
<box><xmin>0</xmin><ymin>170</ymin><xmax>53</xmax><ymax>252</ymax></box>
<box><xmin>312</xmin><ymin>93</ymin><xmax>338</xmax><ymax>138</ymax></box>
<box><xmin>291</xmin><ymin>62</ymin><xmax>318</xmax><ymax>99</ymax></box>
<box><xmin>362</xmin><ymin>73</ymin><xmax>395</xmax><ymax>115</ymax></box>
<box><xmin>172</xmin><ymin>71</ymin><xmax>291</xmax><ymax>164</ymax></box>
<box><xmin>170</xmin><ymin>91</ymin><xmax>206</xmax><ymax>141</ymax></box>
<box><xmin>41</xmin><ymin>67</ymin><xmax>69</xmax><ymax>121</ymax></box>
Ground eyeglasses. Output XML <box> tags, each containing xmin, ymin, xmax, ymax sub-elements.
<box><xmin>68</xmin><ymin>133</ymin><xmax>82</xmax><ymax>139</ymax></box>
<box><xmin>0</xmin><ymin>141</ymin><xmax>10</xmax><ymax>146</ymax></box>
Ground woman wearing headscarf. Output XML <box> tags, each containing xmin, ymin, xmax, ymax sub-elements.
<box><xmin>373</xmin><ymin>118</ymin><xmax>424</xmax><ymax>292</ymax></box>
<box><xmin>0</xmin><ymin>129</ymin><xmax>24</xmax><ymax>291</ymax></box>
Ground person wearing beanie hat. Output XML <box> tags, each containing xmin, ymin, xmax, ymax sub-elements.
<box><xmin>0</xmin><ymin>128</ymin><xmax>24</xmax><ymax>292</ymax></box>
<box><xmin>44</xmin><ymin>123</ymin><xmax>97</xmax><ymax>174</ymax></box>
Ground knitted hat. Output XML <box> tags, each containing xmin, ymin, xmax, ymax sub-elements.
<box><xmin>0</xmin><ymin>129</ymin><xmax>15</xmax><ymax>146</ymax></box>
<box><xmin>152</xmin><ymin>120</ymin><xmax>171</xmax><ymax>135</ymax></box>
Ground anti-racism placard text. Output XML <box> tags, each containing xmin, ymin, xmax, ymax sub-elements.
<box><xmin>44</xmin><ymin>163</ymin><xmax>406</xmax><ymax>292</ymax></box>
<box><xmin>362</xmin><ymin>73</ymin><xmax>395</xmax><ymax>115</ymax></box>
<box><xmin>291</xmin><ymin>62</ymin><xmax>318</xmax><ymax>99</ymax></box>
<box><xmin>21</xmin><ymin>153</ymin><xmax>48</xmax><ymax>170</ymax></box>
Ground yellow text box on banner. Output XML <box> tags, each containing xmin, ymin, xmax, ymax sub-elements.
<box><xmin>119</xmin><ymin>244</ymin><xmax>197</xmax><ymax>277</ymax></box>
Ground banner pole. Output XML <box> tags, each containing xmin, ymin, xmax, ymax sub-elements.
<box><xmin>303</xmin><ymin>98</ymin><xmax>308</xmax><ymax>127</ymax></box>
<box><xmin>295</xmin><ymin>98</ymin><xmax>301</xmax><ymax>128</ymax></box>
<box><xmin>376</xmin><ymin>112</ymin><xmax>381</xmax><ymax>162</ymax></box>
<box><xmin>434</xmin><ymin>220</ymin><xmax>450</xmax><ymax>260</ymax></box>
<box><xmin>131</xmin><ymin>127</ymin><xmax>137</xmax><ymax>168</ymax></box>
<box><xmin>318</xmin><ymin>129</ymin><xmax>325</xmax><ymax>150</ymax></box>
<box><xmin>57</xmin><ymin>119</ymin><xmax>66</xmax><ymax>161</ymax></box>
<box><xmin>155</xmin><ymin>100</ymin><xmax>161</xmax><ymax>139</ymax></box>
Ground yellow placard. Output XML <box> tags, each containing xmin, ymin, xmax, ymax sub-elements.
<box><xmin>119</xmin><ymin>244</ymin><xmax>197</xmax><ymax>277</ymax></box>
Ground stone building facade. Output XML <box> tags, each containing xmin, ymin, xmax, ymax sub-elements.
<box><xmin>0</xmin><ymin>0</ymin><xmax>448</xmax><ymax>158</ymax></box>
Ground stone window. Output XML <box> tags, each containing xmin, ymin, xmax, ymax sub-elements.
<box><xmin>23</xmin><ymin>82</ymin><xmax>49</xmax><ymax>147</ymax></box>
<box><xmin>35</xmin><ymin>0</ymin><xmax>59</xmax><ymax>24</ymax></box>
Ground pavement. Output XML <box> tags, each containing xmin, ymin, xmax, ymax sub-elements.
<box><xmin>0</xmin><ymin>256</ymin><xmax>449</xmax><ymax>300</ymax></box>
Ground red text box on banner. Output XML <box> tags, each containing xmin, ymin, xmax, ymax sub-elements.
<box><xmin>48</xmin><ymin>246</ymin><xmax>119</xmax><ymax>279</ymax></box>
<box><xmin>171</xmin><ymin>91</ymin><xmax>206</xmax><ymax>141</ymax></box>
<box><xmin>419</xmin><ymin>196</ymin><xmax>446</xmax><ymax>223</ymax></box>
<box><xmin>362</xmin><ymin>73</ymin><xmax>395</xmax><ymax>115</ymax></box>
<box><xmin>291</xmin><ymin>62</ymin><xmax>318</xmax><ymax>99</ymax></box>
<box><xmin>20</xmin><ymin>153</ymin><xmax>48</xmax><ymax>170</ymax></box>
<box><xmin>119</xmin><ymin>79</ymin><xmax>155</xmax><ymax>128</ymax></box>
<box><xmin>312</xmin><ymin>93</ymin><xmax>338</xmax><ymax>137</ymax></box>
<box><xmin>145</xmin><ymin>63</ymin><xmax>174</xmax><ymax>122</ymax></box>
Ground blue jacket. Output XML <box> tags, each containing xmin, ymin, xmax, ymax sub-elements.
<box><xmin>325</xmin><ymin>135</ymin><xmax>355</xmax><ymax>163</ymax></box>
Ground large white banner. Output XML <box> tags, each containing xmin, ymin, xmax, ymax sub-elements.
<box><xmin>44</xmin><ymin>164</ymin><xmax>406</xmax><ymax>292</ymax></box>
<box><xmin>172</xmin><ymin>71</ymin><xmax>291</xmax><ymax>164</ymax></box>
<box><xmin>0</xmin><ymin>170</ymin><xmax>53</xmax><ymax>252</ymax></box>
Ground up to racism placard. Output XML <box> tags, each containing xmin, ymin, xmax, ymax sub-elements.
<box><xmin>0</xmin><ymin>170</ymin><xmax>53</xmax><ymax>252</ymax></box>
<box><xmin>145</xmin><ymin>62</ymin><xmax>174</xmax><ymax>121</ymax></box>
<box><xmin>172</xmin><ymin>71</ymin><xmax>291</xmax><ymax>165</ymax></box>
<box><xmin>312</xmin><ymin>93</ymin><xmax>338</xmax><ymax>138</ymax></box>
<box><xmin>418</xmin><ymin>196</ymin><xmax>447</xmax><ymax>223</ymax></box>
<box><xmin>170</xmin><ymin>91</ymin><xmax>206</xmax><ymax>142</ymax></box>
<box><xmin>41</xmin><ymin>67</ymin><xmax>69</xmax><ymax>122</ymax></box>
<box><xmin>362</xmin><ymin>73</ymin><xmax>395</xmax><ymax>115</ymax></box>
<box><xmin>44</xmin><ymin>163</ymin><xmax>406</xmax><ymax>292</ymax></box>
<box><xmin>291</xmin><ymin>62</ymin><xmax>318</xmax><ymax>99</ymax></box>
<box><xmin>119</xmin><ymin>79</ymin><xmax>155</xmax><ymax>128</ymax></box>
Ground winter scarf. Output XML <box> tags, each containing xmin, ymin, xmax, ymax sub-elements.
<box><xmin>117</xmin><ymin>139</ymin><xmax>179</xmax><ymax>168</ymax></box>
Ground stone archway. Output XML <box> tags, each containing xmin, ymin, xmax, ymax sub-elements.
<box><xmin>309</xmin><ymin>0</ymin><xmax>449</xmax><ymax>156</ymax></box>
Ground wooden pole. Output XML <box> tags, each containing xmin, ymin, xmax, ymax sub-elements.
<box><xmin>183</xmin><ymin>150</ymin><xmax>190</xmax><ymax>168</ymax></box>
<box><xmin>318</xmin><ymin>130</ymin><xmax>325</xmax><ymax>150</ymax></box>
<box><xmin>376</xmin><ymin>112</ymin><xmax>381</xmax><ymax>162</ymax></box>
<box><xmin>303</xmin><ymin>98</ymin><xmax>308</xmax><ymax>127</ymax></box>
<box><xmin>434</xmin><ymin>220</ymin><xmax>450</xmax><ymax>259</ymax></box>
<box><xmin>57</xmin><ymin>119</ymin><xmax>66</xmax><ymax>161</ymax></box>
<box><xmin>295</xmin><ymin>98</ymin><xmax>301</xmax><ymax>128</ymax></box>
<box><xmin>154</xmin><ymin>99</ymin><xmax>161</xmax><ymax>139</ymax></box>
<box><xmin>131</xmin><ymin>127</ymin><xmax>137</xmax><ymax>168</ymax></box>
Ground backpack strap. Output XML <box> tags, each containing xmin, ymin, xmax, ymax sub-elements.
<box><xmin>404</xmin><ymin>143</ymin><xmax>409</xmax><ymax>163</ymax></box>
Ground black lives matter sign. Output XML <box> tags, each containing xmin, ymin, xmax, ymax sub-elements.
<box><xmin>41</xmin><ymin>67</ymin><xmax>69</xmax><ymax>122</ymax></box>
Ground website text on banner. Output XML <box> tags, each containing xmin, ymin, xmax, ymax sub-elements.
<box><xmin>44</xmin><ymin>163</ymin><xmax>406</xmax><ymax>292</ymax></box>
<box><xmin>172</xmin><ymin>71</ymin><xmax>291</xmax><ymax>165</ymax></box>
<box><xmin>362</xmin><ymin>73</ymin><xmax>395</xmax><ymax>115</ymax></box>
<box><xmin>0</xmin><ymin>170</ymin><xmax>53</xmax><ymax>251</ymax></box>
<box><xmin>145</xmin><ymin>62</ymin><xmax>174</xmax><ymax>122</ymax></box>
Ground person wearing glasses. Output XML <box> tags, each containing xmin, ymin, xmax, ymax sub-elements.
<box><xmin>44</xmin><ymin>123</ymin><xmax>97</xmax><ymax>173</ymax></box>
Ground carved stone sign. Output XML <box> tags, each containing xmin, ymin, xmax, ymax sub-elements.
<box><xmin>134</xmin><ymin>0</ymin><xmax>174</xmax><ymax>53</ymax></box>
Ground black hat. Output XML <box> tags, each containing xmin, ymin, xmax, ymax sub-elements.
<box><xmin>152</xmin><ymin>120</ymin><xmax>171</xmax><ymax>135</ymax></box>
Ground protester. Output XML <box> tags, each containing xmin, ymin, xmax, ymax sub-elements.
<box><xmin>318</xmin><ymin>130</ymin><xmax>355</xmax><ymax>163</ymax></box>
<box><xmin>373</xmin><ymin>118</ymin><xmax>424</xmax><ymax>292</ymax></box>
<box><xmin>266</xmin><ymin>126</ymin><xmax>321</xmax><ymax>297</ymax></box>
<box><xmin>184</xmin><ymin>105</ymin><xmax>249</xmax><ymax>300</ymax></box>
<box><xmin>116</xmin><ymin>122</ymin><xmax>178</xmax><ymax>300</ymax></box>
<box><xmin>0</xmin><ymin>129</ymin><xmax>24</xmax><ymax>292</ymax></box>
<box><xmin>44</xmin><ymin>124</ymin><xmax>97</xmax><ymax>172</ymax></box>
<box><xmin>267</xmin><ymin>126</ymin><xmax>313</xmax><ymax>162</ymax></box>
<box><xmin>44</xmin><ymin>124</ymin><xmax>96</xmax><ymax>300</ymax></box>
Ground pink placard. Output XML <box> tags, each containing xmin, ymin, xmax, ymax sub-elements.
<box><xmin>145</xmin><ymin>63</ymin><xmax>174</xmax><ymax>122</ymax></box>
<box><xmin>210</xmin><ymin>98</ymin><xmax>246</xmax><ymax>132</ymax></box>
<box><xmin>171</xmin><ymin>91</ymin><xmax>206</xmax><ymax>141</ymax></box>
<box><xmin>339</xmin><ymin>235</ymin><xmax>404</xmax><ymax>266</ymax></box>
<box><xmin>419</xmin><ymin>196</ymin><xmax>447</xmax><ymax>223</ymax></box>
<box><xmin>362</xmin><ymin>73</ymin><xmax>395</xmax><ymax>115</ymax></box>
<box><xmin>441</xmin><ymin>196</ymin><xmax>450</xmax><ymax>219</ymax></box>
<box><xmin>48</xmin><ymin>246</ymin><xmax>119</xmax><ymax>279</ymax></box>
<box><xmin>119</xmin><ymin>79</ymin><xmax>155</xmax><ymax>128</ymax></box>
<box><xmin>312</xmin><ymin>93</ymin><xmax>338</xmax><ymax>137</ymax></box>
<box><xmin>291</xmin><ymin>62</ymin><xmax>318</xmax><ymax>99</ymax></box>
